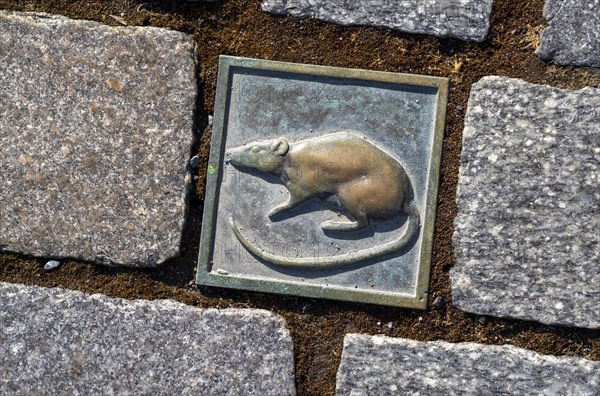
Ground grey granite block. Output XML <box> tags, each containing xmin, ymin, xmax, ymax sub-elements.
<box><xmin>537</xmin><ymin>0</ymin><xmax>600</xmax><ymax>67</ymax></box>
<box><xmin>452</xmin><ymin>76</ymin><xmax>599</xmax><ymax>329</ymax></box>
<box><xmin>0</xmin><ymin>282</ymin><xmax>296</xmax><ymax>396</ymax></box>
<box><xmin>0</xmin><ymin>11</ymin><xmax>197</xmax><ymax>267</ymax></box>
<box><xmin>336</xmin><ymin>334</ymin><xmax>600</xmax><ymax>396</ymax></box>
<box><xmin>261</xmin><ymin>0</ymin><xmax>493</xmax><ymax>42</ymax></box>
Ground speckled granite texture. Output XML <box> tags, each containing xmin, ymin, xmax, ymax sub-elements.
<box><xmin>0</xmin><ymin>11</ymin><xmax>197</xmax><ymax>267</ymax></box>
<box><xmin>452</xmin><ymin>76</ymin><xmax>599</xmax><ymax>329</ymax></box>
<box><xmin>261</xmin><ymin>0</ymin><xmax>493</xmax><ymax>42</ymax></box>
<box><xmin>0</xmin><ymin>282</ymin><xmax>296</xmax><ymax>396</ymax></box>
<box><xmin>537</xmin><ymin>0</ymin><xmax>600</xmax><ymax>67</ymax></box>
<box><xmin>336</xmin><ymin>334</ymin><xmax>600</xmax><ymax>395</ymax></box>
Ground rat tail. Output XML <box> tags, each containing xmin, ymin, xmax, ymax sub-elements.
<box><xmin>229</xmin><ymin>205</ymin><xmax>420</xmax><ymax>268</ymax></box>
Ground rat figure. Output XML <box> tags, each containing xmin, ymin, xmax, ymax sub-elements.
<box><xmin>225</xmin><ymin>132</ymin><xmax>420</xmax><ymax>268</ymax></box>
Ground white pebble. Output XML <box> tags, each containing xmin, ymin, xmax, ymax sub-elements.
<box><xmin>44</xmin><ymin>260</ymin><xmax>61</xmax><ymax>271</ymax></box>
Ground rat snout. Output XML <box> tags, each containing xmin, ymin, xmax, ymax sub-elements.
<box><xmin>224</xmin><ymin>149</ymin><xmax>233</xmax><ymax>165</ymax></box>
<box><xmin>224</xmin><ymin>147</ymin><xmax>244</xmax><ymax>167</ymax></box>
<box><xmin>223</xmin><ymin>145</ymin><xmax>258</xmax><ymax>170</ymax></box>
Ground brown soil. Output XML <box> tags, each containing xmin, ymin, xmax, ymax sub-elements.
<box><xmin>0</xmin><ymin>1</ymin><xmax>598</xmax><ymax>395</ymax></box>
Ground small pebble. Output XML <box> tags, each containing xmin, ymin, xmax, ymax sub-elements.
<box><xmin>456</xmin><ymin>105</ymin><xmax>464</xmax><ymax>111</ymax></box>
<box><xmin>433</xmin><ymin>296</ymin><xmax>445</xmax><ymax>310</ymax></box>
<box><xmin>208</xmin><ymin>115</ymin><xmax>213</xmax><ymax>126</ymax></box>
<box><xmin>216</xmin><ymin>268</ymin><xmax>229</xmax><ymax>275</ymax></box>
<box><xmin>190</xmin><ymin>155</ymin><xmax>200</xmax><ymax>168</ymax></box>
<box><xmin>478</xmin><ymin>316</ymin><xmax>488</xmax><ymax>324</ymax></box>
<box><xmin>44</xmin><ymin>260</ymin><xmax>61</xmax><ymax>271</ymax></box>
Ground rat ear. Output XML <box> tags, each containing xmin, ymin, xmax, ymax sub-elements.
<box><xmin>272</xmin><ymin>138</ymin><xmax>289</xmax><ymax>156</ymax></box>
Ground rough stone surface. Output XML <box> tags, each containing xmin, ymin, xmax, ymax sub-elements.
<box><xmin>0</xmin><ymin>282</ymin><xmax>296</xmax><ymax>395</ymax></box>
<box><xmin>0</xmin><ymin>11</ymin><xmax>197</xmax><ymax>267</ymax></box>
<box><xmin>452</xmin><ymin>76</ymin><xmax>600</xmax><ymax>329</ymax></box>
<box><xmin>537</xmin><ymin>0</ymin><xmax>600</xmax><ymax>67</ymax></box>
<box><xmin>336</xmin><ymin>334</ymin><xmax>600</xmax><ymax>395</ymax></box>
<box><xmin>261</xmin><ymin>0</ymin><xmax>493</xmax><ymax>42</ymax></box>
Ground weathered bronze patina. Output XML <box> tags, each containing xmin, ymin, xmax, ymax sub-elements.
<box><xmin>226</xmin><ymin>132</ymin><xmax>420</xmax><ymax>268</ymax></box>
<box><xmin>197</xmin><ymin>56</ymin><xmax>448</xmax><ymax>309</ymax></box>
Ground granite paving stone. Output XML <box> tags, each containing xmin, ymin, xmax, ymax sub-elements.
<box><xmin>261</xmin><ymin>0</ymin><xmax>493</xmax><ymax>42</ymax></box>
<box><xmin>336</xmin><ymin>334</ymin><xmax>600</xmax><ymax>396</ymax></box>
<box><xmin>0</xmin><ymin>282</ymin><xmax>296</xmax><ymax>396</ymax></box>
<box><xmin>452</xmin><ymin>76</ymin><xmax>599</xmax><ymax>329</ymax></box>
<box><xmin>537</xmin><ymin>0</ymin><xmax>600</xmax><ymax>68</ymax></box>
<box><xmin>0</xmin><ymin>11</ymin><xmax>197</xmax><ymax>267</ymax></box>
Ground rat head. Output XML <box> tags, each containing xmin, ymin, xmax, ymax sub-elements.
<box><xmin>225</xmin><ymin>137</ymin><xmax>289</xmax><ymax>174</ymax></box>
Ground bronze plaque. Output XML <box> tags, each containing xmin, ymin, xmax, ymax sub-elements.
<box><xmin>197</xmin><ymin>56</ymin><xmax>448</xmax><ymax>308</ymax></box>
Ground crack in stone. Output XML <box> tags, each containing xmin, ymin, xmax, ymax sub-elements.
<box><xmin>544</xmin><ymin>0</ymin><xmax>567</xmax><ymax>21</ymax></box>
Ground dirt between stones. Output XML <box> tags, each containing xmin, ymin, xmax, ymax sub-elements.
<box><xmin>0</xmin><ymin>1</ymin><xmax>598</xmax><ymax>395</ymax></box>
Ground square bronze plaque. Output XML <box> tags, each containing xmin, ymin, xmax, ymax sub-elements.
<box><xmin>196</xmin><ymin>56</ymin><xmax>448</xmax><ymax>309</ymax></box>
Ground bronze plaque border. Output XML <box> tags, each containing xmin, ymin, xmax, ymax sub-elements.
<box><xmin>196</xmin><ymin>55</ymin><xmax>449</xmax><ymax>309</ymax></box>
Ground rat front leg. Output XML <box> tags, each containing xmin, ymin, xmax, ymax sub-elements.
<box><xmin>268</xmin><ymin>185</ymin><xmax>313</xmax><ymax>220</ymax></box>
<box><xmin>268</xmin><ymin>196</ymin><xmax>300</xmax><ymax>219</ymax></box>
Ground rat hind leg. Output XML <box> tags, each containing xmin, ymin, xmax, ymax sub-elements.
<box><xmin>321</xmin><ymin>210</ymin><xmax>368</xmax><ymax>231</ymax></box>
<box><xmin>321</xmin><ymin>194</ymin><xmax>343</xmax><ymax>210</ymax></box>
<box><xmin>321</xmin><ymin>185</ymin><xmax>370</xmax><ymax>231</ymax></box>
